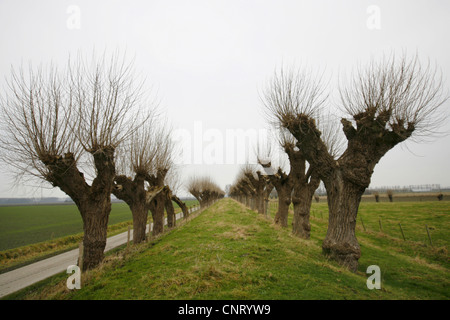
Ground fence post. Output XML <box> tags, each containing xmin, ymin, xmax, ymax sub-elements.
<box><xmin>360</xmin><ymin>215</ymin><xmax>366</xmax><ymax>231</ymax></box>
<box><xmin>127</xmin><ymin>226</ymin><xmax>131</xmax><ymax>247</ymax></box>
<box><xmin>265</xmin><ymin>199</ymin><xmax>269</xmax><ymax>218</ymax></box>
<box><xmin>425</xmin><ymin>225</ymin><xmax>433</xmax><ymax>246</ymax></box>
<box><xmin>78</xmin><ymin>242</ymin><xmax>84</xmax><ymax>273</ymax></box>
<box><xmin>399</xmin><ymin>223</ymin><xmax>406</xmax><ymax>241</ymax></box>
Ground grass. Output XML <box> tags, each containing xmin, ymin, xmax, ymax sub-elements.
<box><xmin>5</xmin><ymin>198</ymin><xmax>449</xmax><ymax>300</ymax></box>
<box><xmin>0</xmin><ymin>200</ymin><xmax>198</xmax><ymax>272</ymax></box>
<box><xmin>305</xmin><ymin>201</ymin><xmax>449</xmax><ymax>267</ymax></box>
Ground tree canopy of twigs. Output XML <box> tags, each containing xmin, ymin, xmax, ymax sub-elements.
<box><xmin>187</xmin><ymin>176</ymin><xmax>225</xmax><ymax>208</ymax></box>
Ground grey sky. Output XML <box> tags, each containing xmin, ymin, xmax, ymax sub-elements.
<box><xmin>0</xmin><ymin>0</ymin><xmax>449</xmax><ymax>198</ymax></box>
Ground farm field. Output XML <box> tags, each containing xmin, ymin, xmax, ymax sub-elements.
<box><xmin>4</xmin><ymin>197</ymin><xmax>449</xmax><ymax>300</ymax></box>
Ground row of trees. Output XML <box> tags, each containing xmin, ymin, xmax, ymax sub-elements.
<box><xmin>187</xmin><ymin>176</ymin><xmax>225</xmax><ymax>208</ymax></box>
<box><xmin>0</xmin><ymin>53</ymin><xmax>211</xmax><ymax>270</ymax></box>
<box><xmin>230</xmin><ymin>54</ymin><xmax>448</xmax><ymax>272</ymax></box>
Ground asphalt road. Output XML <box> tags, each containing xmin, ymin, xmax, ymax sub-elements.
<box><xmin>0</xmin><ymin>211</ymin><xmax>186</xmax><ymax>298</ymax></box>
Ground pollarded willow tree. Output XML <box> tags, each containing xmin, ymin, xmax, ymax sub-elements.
<box><xmin>112</xmin><ymin>122</ymin><xmax>166</xmax><ymax>244</ymax></box>
<box><xmin>228</xmin><ymin>168</ymin><xmax>258</xmax><ymax>208</ymax></box>
<box><xmin>255</xmin><ymin>139</ymin><xmax>294</xmax><ymax>227</ymax></box>
<box><xmin>163</xmin><ymin>166</ymin><xmax>186</xmax><ymax>228</ymax></box>
<box><xmin>263</xmin><ymin>55</ymin><xmax>448</xmax><ymax>271</ymax></box>
<box><xmin>274</xmin><ymin>120</ymin><xmax>342</xmax><ymax>239</ymax></box>
<box><xmin>145</xmin><ymin>127</ymin><xmax>177</xmax><ymax>237</ymax></box>
<box><xmin>187</xmin><ymin>176</ymin><xmax>225</xmax><ymax>208</ymax></box>
<box><xmin>0</xmin><ymin>53</ymin><xmax>154</xmax><ymax>270</ymax></box>
<box><xmin>241</xmin><ymin>164</ymin><xmax>273</xmax><ymax>215</ymax></box>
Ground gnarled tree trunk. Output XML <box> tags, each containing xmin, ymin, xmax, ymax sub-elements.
<box><xmin>47</xmin><ymin>148</ymin><xmax>116</xmax><ymax>271</ymax></box>
<box><xmin>113</xmin><ymin>175</ymin><xmax>148</xmax><ymax>244</ymax></box>
<box><xmin>149</xmin><ymin>191</ymin><xmax>165</xmax><ymax>236</ymax></box>
<box><xmin>322</xmin><ymin>173</ymin><xmax>364</xmax><ymax>272</ymax></box>
<box><xmin>146</xmin><ymin>169</ymin><xmax>169</xmax><ymax>237</ymax></box>
<box><xmin>273</xmin><ymin>187</ymin><xmax>291</xmax><ymax>227</ymax></box>
<box><xmin>165</xmin><ymin>190</ymin><xmax>176</xmax><ymax>228</ymax></box>
<box><xmin>79</xmin><ymin>199</ymin><xmax>110</xmax><ymax>270</ymax></box>
<box><xmin>291</xmin><ymin>175</ymin><xmax>320</xmax><ymax>239</ymax></box>
<box><xmin>172</xmin><ymin>194</ymin><xmax>189</xmax><ymax>219</ymax></box>
<box><xmin>131</xmin><ymin>202</ymin><xmax>148</xmax><ymax>243</ymax></box>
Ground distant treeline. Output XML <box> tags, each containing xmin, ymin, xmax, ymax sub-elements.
<box><xmin>268</xmin><ymin>185</ymin><xmax>450</xmax><ymax>198</ymax></box>
<box><xmin>0</xmin><ymin>197</ymin><xmax>65</xmax><ymax>205</ymax></box>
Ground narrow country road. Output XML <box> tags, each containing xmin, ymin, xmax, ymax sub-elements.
<box><xmin>0</xmin><ymin>212</ymin><xmax>186</xmax><ymax>298</ymax></box>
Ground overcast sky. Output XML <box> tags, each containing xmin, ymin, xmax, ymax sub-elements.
<box><xmin>0</xmin><ymin>0</ymin><xmax>449</xmax><ymax>198</ymax></box>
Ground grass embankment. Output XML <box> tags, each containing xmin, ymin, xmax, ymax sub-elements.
<box><xmin>0</xmin><ymin>200</ymin><xmax>198</xmax><ymax>272</ymax></box>
<box><xmin>6</xmin><ymin>198</ymin><xmax>449</xmax><ymax>300</ymax></box>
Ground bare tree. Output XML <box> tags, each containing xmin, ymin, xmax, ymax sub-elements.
<box><xmin>263</xmin><ymin>55</ymin><xmax>448</xmax><ymax>271</ymax></box>
<box><xmin>374</xmin><ymin>192</ymin><xmax>380</xmax><ymax>202</ymax></box>
<box><xmin>279</xmin><ymin>132</ymin><xmax>321</xmax><ymax>239</ymax></box>
<box><xmin>145</xmin><ymin>126</ymin><xmax>175</xmax><ymax>237</ymax></box>
<box><xmin>241</xmin><ymin>164</ymin><xmax>273</xmax><ymax>214</ymax></box>
<box><xmin>187</xmin><ymin>176</ymin><xmax>225</xmax><ymax>208</ymax></box>
<box><xmin>112</xmin><ymin>122</ymin><xmax>164</xmax><ymax>244</ymax></box>
<box><xmin>164</xmin><ymin>169</ymin><xmax>190</xmax><ymax>219</ymax></box>
<box><xmin>255</xmin><ymin>138</ymin><xmax>293</xmax><ymax>227</ymax></box>
<box><xmin>229</xmin><ymin>169</ymin><xmax>257</xmax><ymax>208</ymax></box>
<box><xmin>0</xmin><ymin>52</ymin><xmax>153</xmax><ymax>270</ymax></box>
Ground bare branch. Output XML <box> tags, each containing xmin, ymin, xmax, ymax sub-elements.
<box><xmin>261</xmin><ymin>64</ymin><xmax>329</xmax><ymax>130</ymax></box>
<box><xmin>339</xmin><ymin>53</ymin><xmax>449</xmax><ymax>143</ymax></box>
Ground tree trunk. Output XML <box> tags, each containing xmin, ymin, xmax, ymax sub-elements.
<box><xmin>257</xmin><ymin>192</ymin><xmax>265</xmax><ymax>214</ymax></box>
<box><xmin>165</xmin><ymin>197</ymin><xmax>176</xmax><ymax>228</ymax></box>
<box><xmin>150</xmin><ymin>192</ymin><xmax>165</xmax><ymax>236</ymax></box>
<box><xmin>274</xmin><ymin>188</ymin><xmax>290</xmax><ymax>227</ymax></box>
<box><xmin>292</xmin><ymin>174</ymin><xmax>320</xmax><ymax>239</ymax></box>
<box><xmin>130</xmin><ymin>202</ymin><xmax>148</xmax><ymax>243</ymax></box>
<box><xmin>292</xmin><ymin>187</ymin><xmax>314</xmax><ymax>239</ymax></box>
<box><xmin>48</xmin><ymin>148</ymin><xmax>116</xmax><ymax>271</ymax></box>
<box><xmin>79</xmin><ymin>199</ymin><xmax>110</xmax><ymax>271</ymax></box>
<box><xmin>322</xmin><ymin>174</ymin><xmax>363</xmax><ymax>272</ymax></box>
<box><xmin>263</xmin><ymin>184</ymin><xmax>273</xmax><ymax>216</ymax></box>
<box><xmin>172</xmin><ymin>195</ymin><xmax>189</xmax><ymax>219</ymax></box>
<box><xmin>113</xmin><ymin>175</ymin><xmax>148</xmax><ymax>244</ymax></box>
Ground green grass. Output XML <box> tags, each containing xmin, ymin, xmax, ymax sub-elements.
<box><xmin>305</xmin><ymin>201</ymin><xmax>449</xmax><ymax>267</ymax></box>
<box><xmin>6</xmin><ymin>198</ymin><xmax>449</xmax><ymax>300</ymax></box>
